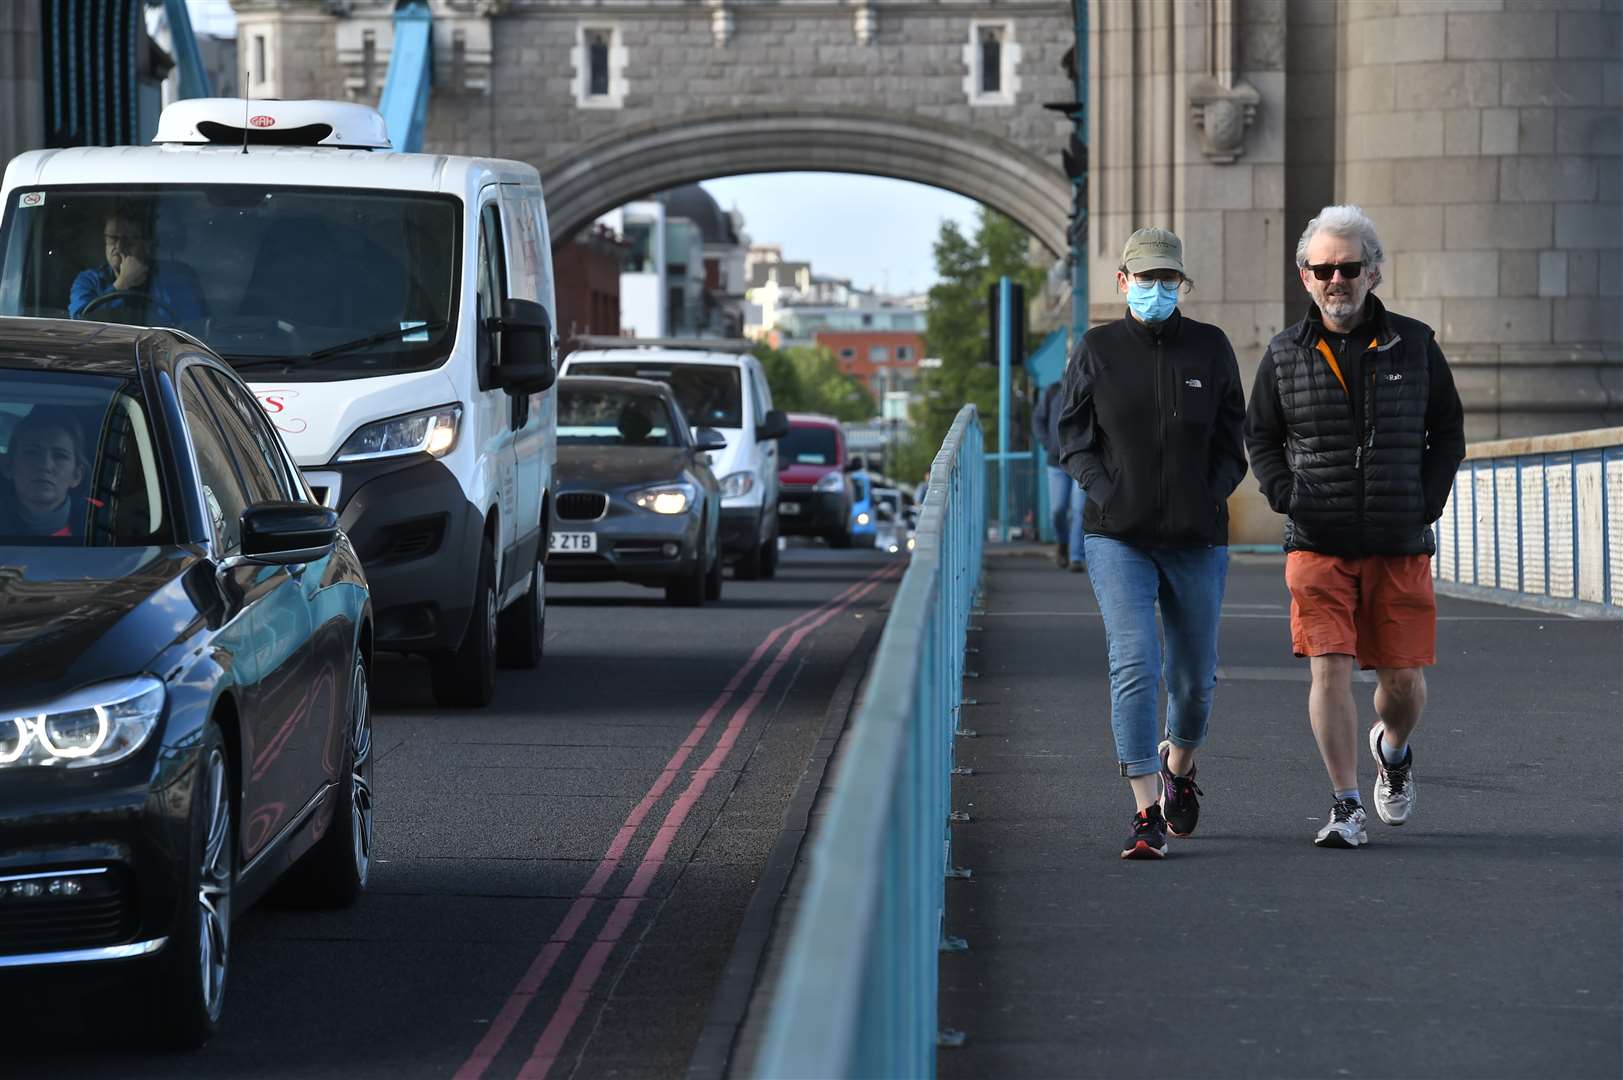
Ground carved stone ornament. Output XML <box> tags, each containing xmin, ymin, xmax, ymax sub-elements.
<box><xmin>852</xmin><ymin>1</ymin><xmax>877</xmax><ymax>45</ymax></box>
<box><xmin>1188</xmin><ymin>77</ymin><xmax>1260</xmax><ymax>164</ymax></box>
<box><xmin>334</xmin><ymin>0</ymin><xmax>499</xmax><ymax>97</ymax></box>
<box><xmin>708</xmin><ymin>0</ymin><xmax>734</xmax><ymax>47</ymax></box>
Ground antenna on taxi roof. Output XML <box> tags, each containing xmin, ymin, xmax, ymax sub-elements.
<box><xmin>241</xmin><ymin>70</ymin><xmax>251</xmax><ymax>155</ymax></box>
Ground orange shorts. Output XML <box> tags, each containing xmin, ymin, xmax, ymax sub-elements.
<box><xmin>1285</xmin><ymin>551</ymin><xmax>1437</xmax><ymax>670</ymax></box>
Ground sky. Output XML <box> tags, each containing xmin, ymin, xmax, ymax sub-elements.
<box><xmin>702</xmin><ymin>174</ymin><xmax>980</xmax><ymax>296</ymax></box>
<box><xmin>182</xmin><ymin>2</ymin><xmax>983</xmax><ymax>295</ymax></box>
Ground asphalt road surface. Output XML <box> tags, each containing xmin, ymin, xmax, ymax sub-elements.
<box><xmin>9</xmin><ymin>544</ymin><xmax>900</xmax><ymax>1080</ymax></box>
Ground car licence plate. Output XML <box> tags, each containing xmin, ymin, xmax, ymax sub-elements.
<box><xmin>779</xmin><ymin>501</ymin><xmax>802</xmax><ymax>516</ymax></box>
<box><xmin>550</xmin><ymin>531</ymin><xmax>597</xmax><ymax>553</ymax></box>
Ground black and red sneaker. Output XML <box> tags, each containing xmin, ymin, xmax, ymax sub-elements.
<box><xmin>1158</xmin><ymin>740</ymin><xmax>1204</xmax><ymax>838</ymax></box>
<box><xmin>1121</xmin><ymin>804</ymin><xmax>1169</xmax><ymax>860</ymax></box>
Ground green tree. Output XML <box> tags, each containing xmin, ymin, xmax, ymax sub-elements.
<box><xmin>894</xmin><ymin>208</ymin><xmax>1047</xmax><ymax>483</ymax></box>
<box><xmin>753</xmin><ymin>342</ymin><xmax>876</xmax><ymax>423</ymax></box>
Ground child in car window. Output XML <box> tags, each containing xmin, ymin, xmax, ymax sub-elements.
<box><xmin>0</xmin><ymin>408</ymin><xmax>93</xmax><ymax>539</ymax></box>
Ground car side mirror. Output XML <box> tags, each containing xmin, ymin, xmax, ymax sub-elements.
<box><xmin>491</xmin><ymin>298</ymin><xmax>557</xmax><ymax>395</ymax></box>
<box><xmin>238</xmin><ymin>502</ymin><xmax>339</xmax><ymax>565</ymax></box>
<box><xmin>757</xmin><ymin>410</ymin><xmax>790</xmax><ymax>441</ymax></box>
<box><xmin>694</xmin><ymin>427</ymin><xmax>728</xmax><ymax>453</ymax></box>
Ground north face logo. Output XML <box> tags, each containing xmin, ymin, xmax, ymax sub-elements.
<box><xmin>1384</xmin><ymin>372</ymin><xmax>1404</xmax><ymax>382</ymax></box>
<box><xmin>1185</xmin><ymin>378</ymin><xmax>1203</xmax><ymax>389</ymax></box>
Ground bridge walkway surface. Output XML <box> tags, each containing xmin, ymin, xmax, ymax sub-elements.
<box><xmin>937</xmin><ymin>550</ymin><xmax>1622</xmax><ymax>1080</ymax></box>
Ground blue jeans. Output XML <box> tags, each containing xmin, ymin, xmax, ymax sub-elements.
<box><xmin>1046</xmin><ymin>466</ymin><xmax>1085</xmax><ymax>560</ymax></box>
<box><xmin>1083</xmin><ymin>535</ymin><xmax>1228</xmax><ymax>778</ymax></box>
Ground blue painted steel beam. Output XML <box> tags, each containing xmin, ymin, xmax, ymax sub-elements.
<box><xmin>379</xmin><ymin>0</ymin><xmax>433</xmax><ymax>153</ymax></box>
<box><xmin>160</xmin><ymin>0</ymin><xmax>212</xmax><ymax>98</ymax></box>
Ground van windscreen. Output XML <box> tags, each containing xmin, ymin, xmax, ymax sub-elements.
<box><xmin>567</xmin><ymin>361</ymin><xmax>741</xmax><ymax>429</ymax></box>
<box><xmin>0</xmin><ymin>186</ymin><xmax>459</xmax><ymax>378</ymax></box>
<box><xmin>780</xmin><ymin>425</ymin><xmax>839</xmax><ymax>466</ymax></box>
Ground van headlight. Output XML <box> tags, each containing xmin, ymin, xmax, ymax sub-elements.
<box><xmin>719</xmin><ymin>472</ymin><xmax>755</xmax><ymax>499</ymax></box>
<box><xmin>815</xmin><ymin>472</ymin><xmax>844</xmax><ymax>493</ymax></box>
<box><xmin>631</xmin><ymin>483</ymin><xmax>695</xmax><ymax>515</ymax></box>
<box><xmin>0</xmin><ymin>676</ymin><xmax>164</xmax><ymax>769</ymax></box>
<box><xmin>335</xmin><ymin>404</ymin><xmax>462</xmax><ymax>462</ymax></box>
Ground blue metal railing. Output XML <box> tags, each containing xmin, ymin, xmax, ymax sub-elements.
<box><xmin>379</xmin><ymin>0</ymin><xmax>433</xmax><ymax>153</ymax></box>
<box><xmin>754</xmin><ymin>405</ymin><xmax>984</xmax><ymax>1079</ymax></box>
<box><xmin>1434</xmin><ymin>427</ymin><xmax>1623</xmax><ymax>615</ymax></box>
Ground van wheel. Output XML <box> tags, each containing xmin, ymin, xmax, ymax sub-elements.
<box><xmin>143</xmin><ymin>726</ymin><xmax>233</xmax><ymax>1049</ymax></box>
<box><xmin>733</xmin><ymin>540</ymin><xmax>762</xmax><ymax>580</ymax></box>
<box><xmin>275</xmin><ymin>649</ymin><xmax>372</xmax><ymax>908</ymax></box>
<box><xmin>498</xmin><ymin>562</ymin><xmax>544</xmax><ymax>669</ymax></box>
<box><xmin>704</xmin><ymin>548</ymin><xmax>723</xmax><ymax>602</ymax></box>
<box><xmin>432</xmin><ymin>538</ymin><xmax>497</xmax><ymax>707</ymax></box>
<box><xmin>760</xmin><ymin>529</ymin><xmax>778</xmax><ymax>578</ymax></box>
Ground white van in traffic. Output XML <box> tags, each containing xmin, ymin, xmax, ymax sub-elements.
<box><xmin>560</xmin><ymin>339</ymin><xmax>787</xmax><ymax>578</ymax></box>
<box><xmin>0</xmin><ymin>99</ymin><xmax>559</xmax><ymax>707</ymax></box>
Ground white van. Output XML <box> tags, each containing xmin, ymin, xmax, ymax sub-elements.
<box><xmin>0</xmin><ymin>99</ymin><xmax>559</xmax><ymax>707</ymax></box>
<box><xmin>560</xmin><ymin>339</ymin><xmax>787</xmax><ymax>578</ymax></box>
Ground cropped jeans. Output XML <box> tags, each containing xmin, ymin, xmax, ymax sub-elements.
<box><xmin>1083</xmin><ymin>534</ymin><xmax>1228</xmax><ymax>778</ymax></box>
<box><xmin>1045</xmin><ymin>465</ymin><xmax>1085</xmax><ymax>562</ymax></box>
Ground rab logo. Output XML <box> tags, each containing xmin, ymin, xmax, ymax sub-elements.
<box><xmin>1184</xmin><ymin>378</ymin><xmax>1203</xmax><ymax>389</ymax></box>
<box><xmin>1384</xmin><ymin>372</ymin><xmax>1404</xmax><ymax>382</ymax></box>
<box><xmin>249</xmin><ymin>115</ymin><xmax>276</xmax><ymax>128</ymax></box>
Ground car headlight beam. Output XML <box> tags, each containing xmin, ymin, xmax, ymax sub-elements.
<box><xmin>0</xmin><ymin>676</ymin><xmax>164</xmax><ymax>769</ymax></box>
<box><xmin>631</xmin><ymin>483</ymin><xmax>695</xmax><ymax>515</ymax></box>
<box><xmin>335</xmin><ymin>404</ymin><xmax>462</xmax><ymax>463</ymax></box>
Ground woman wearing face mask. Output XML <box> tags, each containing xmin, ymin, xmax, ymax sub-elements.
<box><xmin>1056</xmin><ymin>227</ymin><xmax>1249</xmax><ymax>860</ymax></box>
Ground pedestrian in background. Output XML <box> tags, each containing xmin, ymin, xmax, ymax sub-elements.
<box><xmin>1058</xmin><ymin>227</ymin><xmax>1248</xmax><ymax>860</ymax></box>
<box><xmin>1033</xmin><ymin>378</ymin><xmax>1084</xmax><ymax>571</ymax></box>
<box><xmin>1245</xmin><ymin>205</ymin><xmax>1465</xmax><ymax>849</ymax></box>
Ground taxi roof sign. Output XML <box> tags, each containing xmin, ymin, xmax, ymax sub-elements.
<box><xmin>153</xmin><ymin>99</ymin><xmax>393</xmax><ymax>150</ymax></box>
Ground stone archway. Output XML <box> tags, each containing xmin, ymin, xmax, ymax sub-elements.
<box><xmin>541</xmin><ymin>106</ymin><xmax>1073</xmax><ymax>258</ymax></box>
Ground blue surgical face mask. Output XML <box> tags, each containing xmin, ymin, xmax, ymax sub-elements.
<box><xmin>1127</xmin><ymin>280</ymin><xmax>1179</xmax><ymax>323</ymax></box>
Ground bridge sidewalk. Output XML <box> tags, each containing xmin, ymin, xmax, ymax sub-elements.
<box><xmin>939</xmin><ymin>551</ymin><xmax>1623</xmax><ymax>1080</ymax></box>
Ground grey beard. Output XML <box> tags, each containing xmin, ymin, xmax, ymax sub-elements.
<box><xmin>1322</xmin><ymin>295</ymin><xmax>1360</xmax><ymax>319</ymax></box>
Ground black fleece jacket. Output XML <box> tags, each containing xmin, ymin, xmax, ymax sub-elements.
<box><xmin>1057</xmin><ymin>308</ymin><xmax>1248</xmax><ymax>548</ymax></box>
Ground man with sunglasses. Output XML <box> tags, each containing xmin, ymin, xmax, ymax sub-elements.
<box><xmin>1244</xmin><ymin>205</ymin><xmax>1465</xmax><ymax>849</ymax></box>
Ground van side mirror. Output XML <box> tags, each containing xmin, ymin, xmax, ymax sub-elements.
<box><xmin>239</xmin><ymin>502</ymin><xmax>338</xmax><ymax>565</ymax></box>
<box><xmin>757</xmin><ymin>409</ymin><xmax>789</xmax><ymax>441</ymax></box>
<box><xmin>491</xmin><ymin>298</ymin><xmax>557</xmax><ymax>395</ymax></box>
<box><xmin>694</xmin><ymin>427</ymin><xmax>728</xmax><ymax>453</ymax></box>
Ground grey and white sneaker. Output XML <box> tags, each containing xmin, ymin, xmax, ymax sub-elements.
<box><xmin>1314</xmin><ymin>798</ymin><xmax>1368</xmax><ymax>849</ymax></box>
<box><xmin>1368</xmin><ymin>722</ymin><xmax>1417</xmax><ymax>826</ymax></box>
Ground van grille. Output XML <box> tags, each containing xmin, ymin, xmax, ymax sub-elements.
<box><xmin>557</xmin><ymin>492</ymin><xmax>608</xmax><ymax>521</ymax></box>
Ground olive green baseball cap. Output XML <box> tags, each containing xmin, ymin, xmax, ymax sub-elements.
<box><xmin>1121</xmin><ymin>227</ymin><xmax>1184</xmax><ymax>275</ymax></box>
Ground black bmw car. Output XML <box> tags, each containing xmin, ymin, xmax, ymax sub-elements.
<box><xmin>0</xmin><ymin>319</ymin><xmax>373</xmax><ymax>1047</ymax></box>
<box><xmin>548</xmin><ymin>376</ymin><xmax>724</xmax><ymax>605</ymax></box>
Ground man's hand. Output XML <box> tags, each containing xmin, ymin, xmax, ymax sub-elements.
<box><xmin>113</xmin><ymin>253</ymin><xmax>150</xmax><ymax>291</ymax></box>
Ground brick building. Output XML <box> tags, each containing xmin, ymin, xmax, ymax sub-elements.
<box><xmin>554</xmin><ymin>223</ymin><xmax>627</xmax><ymax>345</ymax></box>
<box><xmin>813</xmin><ymin>330</ymin><xmax>924</xmax><ymax>400</ymax></box>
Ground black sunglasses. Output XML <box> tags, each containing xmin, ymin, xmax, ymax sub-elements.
<box><xmin>1307</xmin><ymin>261</ymin><xmax>1364</xmax><ymax>281</ymax></box>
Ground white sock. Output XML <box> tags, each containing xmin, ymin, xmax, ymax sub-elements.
<box><xmin>1380</xmin><ymin>735</ymin><xmax>1408</xmax><ymax>766</ymax></box>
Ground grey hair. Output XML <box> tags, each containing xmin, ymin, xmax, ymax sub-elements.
<box><xmin>1294</xmin><ymin>205</ymin><xmax>1385</xmax><ymax>269</ymax></box>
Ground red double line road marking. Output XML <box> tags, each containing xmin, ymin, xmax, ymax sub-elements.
<box><xmin>455</xmin><ymin>564</ymin><xmax>899</xmax><ymax>1080</ymax></box>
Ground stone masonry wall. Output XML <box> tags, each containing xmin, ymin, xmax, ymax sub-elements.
<box><xmin>1337</xmin><ymin>0</ymin><xmax>1623</xmax><ymax>439</ymax></box>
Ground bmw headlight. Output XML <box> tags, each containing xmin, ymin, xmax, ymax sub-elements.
<box><xmin>0</xmin><ymin>676</ymin><xmax>164</xmax><ymax>769</ymax></box>
<box><xmin>631</xmin><ymin>483</ymin><xmax>695</xmax><ymax>515</ymax></box>
<box><xmin>336</xmin><ymin>404</ymin><xmax>462</xmax><ymax>462</ymax></box>
<box><xmin>719</xmin><ymin>471</ymin><xmax>756</xmax><ymax>499</ymax></box>
<box><xmin>815</xmin><ymin>471</ymin><xmax>845</xmax><ymax>493</ymax></box>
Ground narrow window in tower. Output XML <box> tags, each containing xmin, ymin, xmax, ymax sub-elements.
<box><xmin>254</xmin><ymin>35</ymin><xmax>268</xmax><ymax>84</ymax></box>
<box><xmin>588</xmin><ymin>31</ymin><xmax>611</xmax><ymax>97</ymax></box>
<box><xmin>980</xmin><ymin>27</ymin><xmax>1003</xmax><ymax>95</ymax></box>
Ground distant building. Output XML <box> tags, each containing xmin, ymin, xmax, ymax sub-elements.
<box><xmin>602</xmin><ymin>185</ymin><xmax>748</xmax><ymax>338</ymax></box>
<box><xmin>555</xmin><ymin>223</ymin><xmax>628</xmax><ymax>347</ymax></box>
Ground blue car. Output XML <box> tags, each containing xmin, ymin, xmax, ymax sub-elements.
<box><xmin>848</xmin><ymin>470</ymin><xmax>877</xmax><ymax>547</ymax></box>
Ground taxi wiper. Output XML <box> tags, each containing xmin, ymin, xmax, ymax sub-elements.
<box><xmin>307</xmin><ymin>321</ymin><xmax>448</xmax><ymax>362</ymax></box>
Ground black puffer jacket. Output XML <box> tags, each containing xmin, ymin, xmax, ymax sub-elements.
<box><xmin>1057</xmin><ymin>308</ymin><xmax>1248</xmax><ymax>548</ymax></box>
<box><xmin>1245</xmin><ymin>295</ymin><xmax>1466</xmax><ymax>557</ymax></box>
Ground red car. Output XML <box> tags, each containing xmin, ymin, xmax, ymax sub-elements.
<box><xmin>776</xmin><ymin>414</ymin><xmax>854</xmax><ymax>548</ymax></box>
